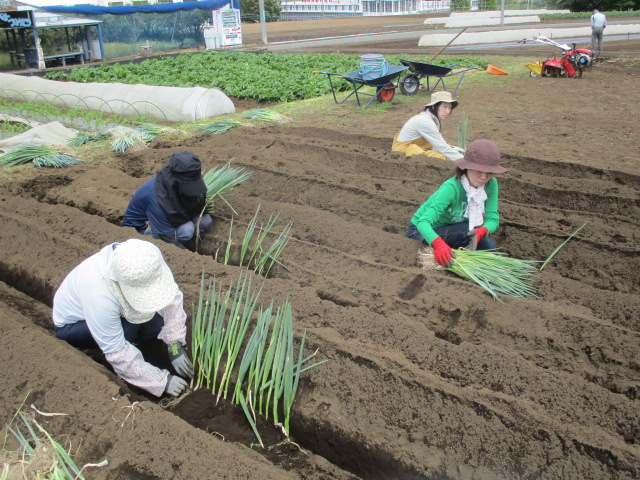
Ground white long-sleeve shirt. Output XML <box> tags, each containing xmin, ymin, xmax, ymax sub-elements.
<box><xmin>52</xmin><ymin>243</ymin><xmax>187</xmax><ymax>396</ymax></box>
<box><xmin>396</xmin><ymin>111</ymin><xmax>463</xmax><ymax>161</ymax></box>
<box><xmin>591</xmin><ymin>12</ymin><xmax>606</xmax><ymax>29</ymax></box>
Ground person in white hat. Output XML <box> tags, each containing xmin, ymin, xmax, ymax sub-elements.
<box><xmin>407</xmin><ymin>139</ymin><xmax>508</xmax><ymax>267</ymax></box>
<box><xmin>52</xmin><ymin>239</ymin><xmax>193</xmax><ymax>397</ymax></box>
<box><xmin>392</xmin><ymin>90</ymin><xmax>464</xmax><ymax>161</ymax></box>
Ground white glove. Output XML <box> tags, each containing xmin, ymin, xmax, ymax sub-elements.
<box><xmin>164</xmin><ymin>375</ymin><xmax>188</xmax><ymax>397</ymax></box>
<box><xmin>167</xmin><ymin>342</ymin><xmax>194</xmax><ymax>379</ymax></box>
<box><xmin>453</xmin><ymin>146</ymin><xmax>466</xmax><ymax>154</ymax></box>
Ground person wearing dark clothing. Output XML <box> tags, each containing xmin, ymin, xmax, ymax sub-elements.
<box><xmin>123</xmin><ymin>152</ymin><xmax>212</xmax><ymax>247</ymax></box>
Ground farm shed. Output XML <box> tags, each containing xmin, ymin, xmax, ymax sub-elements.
<box><xmin>2</xmin><ymin>4</ymin><xmax>104</xmax><ymax>70</ymax></box>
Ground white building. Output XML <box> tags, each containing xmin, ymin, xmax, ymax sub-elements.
<box><xmin>280</xmin><ymin>0</ymin><xmax>451</xmax><ymax>20</ymax></box>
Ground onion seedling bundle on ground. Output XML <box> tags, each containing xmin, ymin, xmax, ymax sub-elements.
<box><xmin>191</xmin><ymin>271</ymin><xmax>327</xmax><ymax>447</ymax></box>
<box><xmin>111</xmin><ymin>129</ymin><xmax>156</xmax><ymax>153</ymax></box>
<box><xmin>242</xmin><ymin>108</ymin><xmax>291</xmax><ymax>124</ymax></box>
<box><xmin>198</xmin><ymin>119</ymin><xmax>242</xmax><ymax>134</ymax></box>
<box><xmin>67</xmin><ymin>130</ymin><xmax>112</xmax><ymax>147</ymax></box>
<box><xmin>419</xmin><ymin>248</ymin><xmax>539</xmax><ymax>302</ymax></box>
<box><xmin>3</xmin><ymin>405</ymin><xmax>107</xmax><ymax>479</ymax></box>
<box><xmin>0</xmin><ymin>145</ymin><xmax>83</xmax><ymax>168</ymax></box>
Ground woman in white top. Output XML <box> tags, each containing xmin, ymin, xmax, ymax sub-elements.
<box><xmin>392</xmin><ymin>90</ymin><xmax>464</xmax><ymax>161</ymax></box>
<box><xmin>52</xmin><ymin>239</ymin><xmax>194</xmax><ymax>397</ymax></box>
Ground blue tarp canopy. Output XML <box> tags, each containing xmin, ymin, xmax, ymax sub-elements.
<box><xmin>24</xmin><ymin>0</ymin><xmax>241</xmax><ymax>16</ymax></box>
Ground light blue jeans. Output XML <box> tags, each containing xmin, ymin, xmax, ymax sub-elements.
<box><xmin>406</xmin><ymin>221</ymin><xmax>496</xmax><ymax>250</ymax></box>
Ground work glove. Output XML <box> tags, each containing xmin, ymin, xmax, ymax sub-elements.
<box><xmin>431</xmin><ymin>237</ymin><xmax>455</xmax><ymax>267</ymax></box>
<box><xmin>453</xmin><ymin>146</ymin><xmax>466</xmax><ymax>154</ymax></box>
<box><xmin>167</xmin><ymin>342</ymin><xmax>194</xmax><ymax>379</ymax></box>
<box><xmin>164</xmin><ymin>375</ymin><xmax>188</xmax><ymax>397</ymax></box>
<box><xmin>466</xmin><ymin>227</ymin><xmax>488</xmax><ymax>251</ymax></box>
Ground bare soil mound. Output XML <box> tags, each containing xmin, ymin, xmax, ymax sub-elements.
<box><xmin>1</xmin><ymin>16</ymin><xmax>639</xmax><ymax>480</ymax></box>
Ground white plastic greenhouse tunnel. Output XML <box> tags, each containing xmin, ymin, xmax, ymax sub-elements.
<box><xmin>0</xmin><ymin>73</ymin><xmax>236</xmax><ymax>123</ymax></box>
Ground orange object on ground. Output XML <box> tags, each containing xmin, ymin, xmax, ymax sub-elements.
<box><xmin>487</xmin><ymin>65</ymin><xmax>508</xmax><ymax>75</ymax></box>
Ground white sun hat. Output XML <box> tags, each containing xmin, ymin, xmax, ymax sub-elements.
<box><xmin>109</xmin><ymin>239</ymin><xmax>178</xmax><ymax>316</ymax></box>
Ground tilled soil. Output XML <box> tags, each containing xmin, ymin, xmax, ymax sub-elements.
<box><xmin>1</xmin><ymin>15</ymin><xmax>639</xmax><ymax>480</ymax></box>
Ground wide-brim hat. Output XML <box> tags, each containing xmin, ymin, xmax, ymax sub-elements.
<box><xmin>454</xmin><ymin>139</ymin><xmax>508</xmax><ymax>174</ymax></box>
<box><xmin>169</xmin><ymin>152</ymin><xmax>207</xmax><ymax>197</ymax></box>
<box><xmin>109</xmin><ymin>239</ymin><xmax>178</xmax><ymax>314</ymax></box>
<box><xmin>425</xmin><ymin>90</ymin><xmax>458</xmax><ymax>109</ymax></box>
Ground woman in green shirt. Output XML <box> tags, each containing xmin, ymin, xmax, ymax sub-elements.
<box><xmin>407</xmin><ymin>139</ymin><xmax>508</xmax><ymax>267</ymax></box>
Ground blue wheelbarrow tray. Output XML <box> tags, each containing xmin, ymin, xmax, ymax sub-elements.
<box><xmin>320</xmin><ymin>64</ymin><xmax>408</xmax><ymax>109</ymax></box>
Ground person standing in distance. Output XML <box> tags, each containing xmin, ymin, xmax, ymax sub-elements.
<box><xmin>591</xmin><ymin>9</ymin><xmax>607</xmax><ymax>57</ymax></box>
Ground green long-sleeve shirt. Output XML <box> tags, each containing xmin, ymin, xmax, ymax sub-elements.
<box><xmin>411</xmin><ymin>176</ymin><xmax>500</xmax><ymax>245</ymax></box>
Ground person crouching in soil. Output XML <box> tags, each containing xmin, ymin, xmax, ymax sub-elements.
<box><xmin>392</xmin><ymin>90</ymin><xmax>465</xmax><ymax>161</ymax></box>
<box><xmin>406</xmin><ymin>139</ymin><xmax>507</xmax><ymax>267</ymax></box>
<box><xmin>123</xmin><ymin>151</ymin><xmax>212</xmax><ymax>249</ymax></box>
<box><xmin>52</xmin><ymin>239</ymin><xmax>194</xmax><ymax>398</ymax></box>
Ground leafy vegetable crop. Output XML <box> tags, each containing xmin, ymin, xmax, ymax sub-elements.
<box><xmin>44</xmin><ymin>52</ymin><xmax>485</xmax><ymax>103</ymax></box>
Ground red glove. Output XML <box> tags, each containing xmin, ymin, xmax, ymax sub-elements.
<box><xmin>431</xmin><ymin>237</ymin><xmax>455</xmax><ymax>267</ymax></box>
<box><xmin>472</xmin><ymin>227</ymin><xmax>488</xmax><ymax>242</ymax></box>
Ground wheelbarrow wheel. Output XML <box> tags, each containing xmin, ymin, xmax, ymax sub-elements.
<box><xmin>377</xmin><ymin>84</ymin><xmax>395</xmax><ymax>102</ymax></box>
<box><xmin>399</xmin><ymin>74</ymin><xmax>420</xmax><ymax>95</ymax></box>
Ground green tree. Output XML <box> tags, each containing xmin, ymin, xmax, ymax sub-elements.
<box><xmin>479</xmin><ymin>0</ymin><xmax>498</xmax><ymax>9</ymax></box>
<box><xmin>239</xmin><ymin>0</ymin><xmax>281</xmax><ymax>19</ymax></box>
<box><xmin>451</xmin><ymin>0</ymin><xmax>471</xmax><ymax>11</ymax></box>
<box><xmin>545</xmin><ymin>0</ymin><xmax>639</xmax><ymax>10</ymax></box>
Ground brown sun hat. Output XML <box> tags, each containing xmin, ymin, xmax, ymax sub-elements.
<box><xmin>454</xmin><ymin>139</ymin><xmax>508</xmax><ymax>174</ymax></box>
<box><xmin>424</xmin><ymin>90</ymin><xmax>458</xmax><ymax>109</ymax></box>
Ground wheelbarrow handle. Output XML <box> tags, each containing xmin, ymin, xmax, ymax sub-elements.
<box><xmin>314</xmin><ymin>71</ymin><xmax>344</xmax><ymax>78</ymax></box>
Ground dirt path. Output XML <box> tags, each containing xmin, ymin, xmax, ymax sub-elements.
<box><xmin>1</xmin><ymin>15</ymin><xmax>639</xmax><ymax>480</ymax></box>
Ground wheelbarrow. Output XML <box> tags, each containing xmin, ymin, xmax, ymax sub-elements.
<box><xmin>317</xmin><ymin>64</ymin><xmax>408</xmax><ymax>109</ymax></box>
<box><xmin>398</xmin><ymin>59</ymin><xmax>478</xmax><ymax>96</ymax></box>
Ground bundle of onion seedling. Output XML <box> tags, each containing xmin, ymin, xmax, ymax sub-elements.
<box><xmin>4</xmin><ymin>407</ymin><xmax>107</xmax><ymax>479</ymax></box>
<box><xmin>191</xmin><ymin>271</ymin><xmax>326</xmax><ymax>446</ymax></box>
<box><xmin>0</xmin><ymin>145</ymin><xmax>83</xmax><ymax>168</ymax></box>
<box><xmin>242</xmin><ymin>108</ymin><xmax>291</xmax><ymax>123</ymax></box>
<box><xmin>446</xmin><ymin>249</ymin><xmax>538</xmax><ymax>302</ymax></box>
<box><xmin>110</xmin><ymin>129</ymin><xmax>156</xmax><ymax>153</ymax></box>
<box><xmin>67</xmin><ymin>131</ymin><xmax>112</xmax><ymax>147</ymax></box>
<box><xmin>133</xmin><ymin>122</ymin><xmax>166</xmax><ymax>136</ymax></box>
<box><xmin>203</xmin><ymin>162</ymin><xmax>252</xmax><ymax>214</ymax></box>
<box><xmin>198</xmin><ymin>119</ymin><xmax>242</xmax><ymax>134</ymax></box>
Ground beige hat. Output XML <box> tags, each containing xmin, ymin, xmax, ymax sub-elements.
<box><xmin>109</xmin><ymin>239</ymin><xmax>178</xmax><ymax>315</ymax></box>
<box><xmin>425</xmin><ymin>90</ymin><xmax>458</xmax><ymax>109</ymax></box>
<box><xmin>455</xmin><ymin>139</ymin><xmax>508</xmax><ymax>174</ymax></box>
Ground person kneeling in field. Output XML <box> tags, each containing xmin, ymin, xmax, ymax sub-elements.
<box><xmin>406</xmin><ymin>139</ymin><xmax>507</xmax><ymax>267</ymax></box>
<box><xmin>123</xmin><ymin>151</ymin><xmax>212</xmax><ymax>248</ymax></box>
<box><xmin>52</xmin><ymin>239</ymin><xmax>194</xmax><ymax>397</ymax></box>
<box><xmin>392</xmin><ymin>91</ymin><xmax>465</xmax><ymax>160</ymax></box>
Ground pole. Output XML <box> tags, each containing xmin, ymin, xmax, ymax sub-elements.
<box><xmin>430</xmin><ymin>27</ymin><xmax>467</xmax><ymax>61</ymax></box>
<box><xmin>258</xmin><ymin>0</ymin><xmax>268</xmax><ymax>45</ymax></box>
<box><xmin>500</xmin><ymin>0</ymin><xmax>505</xmax><ymax>25</ymax></box>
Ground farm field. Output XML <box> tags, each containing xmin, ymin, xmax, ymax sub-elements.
<box><xmin>1</xmin><ymin>14</ymin><xmax>639</xmax><ymax>480</ymax></box>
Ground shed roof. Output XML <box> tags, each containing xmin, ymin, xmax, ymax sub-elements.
<box><xmin>14</xmin><ymin>3</ymin><xmax>101</xmax><ymax>28</ymax></box>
